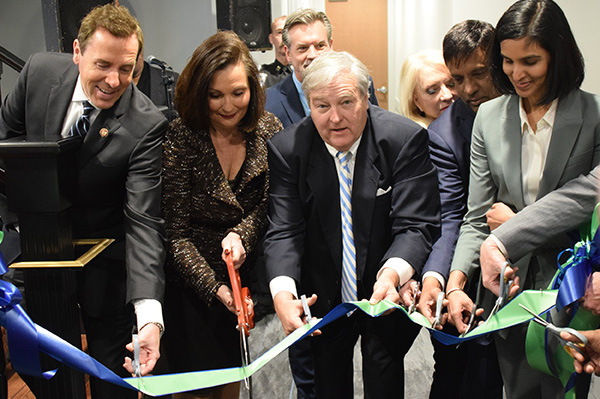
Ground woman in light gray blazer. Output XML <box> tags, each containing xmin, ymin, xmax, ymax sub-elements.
<box><xmin>445</xmin><ymin>1</ymin><xmax>600</xmax><ymax>398</ymax></box>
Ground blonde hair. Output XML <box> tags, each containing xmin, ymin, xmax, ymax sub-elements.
<box><xmin>398</xmin><ymin>49</ymin><xmax>447</xmax><ymax>128</ymax></box>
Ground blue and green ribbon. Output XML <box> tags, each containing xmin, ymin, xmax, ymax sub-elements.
<box><xmin>525</xmin><ymin>203</ymin><xmax>600</xmax><ymax>399</ymax></box>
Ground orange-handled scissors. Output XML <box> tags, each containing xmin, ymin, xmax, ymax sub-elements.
<box><xmin>225</xmin><ymin>253</ymin><xmax>254</xmax><ymax>336</ymax></box>
<box><xmin>225</xmin><ymin>253</ymin><xmax>254</xmax><ymax>396</ymax></box>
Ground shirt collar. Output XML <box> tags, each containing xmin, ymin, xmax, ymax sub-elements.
<box><xmin>518</xmin><ymin>97</ymin><xmax>558</xmax><ymax>134</ymax></box>
<box><xmin>324</xmin><ymin>134</ymin><xmax>363</xmax><ymax>160</ymax></box>
<box><xmin>72</xmin><ymin>76</ymin><xmax>100</xmax><ymax>110</ymax></box>
<box><xmin>292</xmin><ymin>72</ymin><xmax>311</xmax><ymax>116</ymax></box>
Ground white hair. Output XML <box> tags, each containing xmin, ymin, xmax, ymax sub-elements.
<box><xmin>302</xmin><ymin>51</ymin><xmax>370</xmax><ymax>103</ymax></box>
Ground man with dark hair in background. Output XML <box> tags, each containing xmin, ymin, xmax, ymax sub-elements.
<box><xmin>260</xmin><ymin>15</ymin><xmax>291</xmax><ymax>88</ymax></box>
<box><xmin>416</xmin><ymin>20</ymin><xmax>503</xmax><ymax>399</ymax></box>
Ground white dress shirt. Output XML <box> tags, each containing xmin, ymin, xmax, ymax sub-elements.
<box><xmin>270</xmin><ymin>135</ymin><xmax>415</xmax><ymax>300</ymax></box>
<box><xmin>519</xmin><ymin>98</ymin><xmax>558</xmax><ymax>205</ymax></box>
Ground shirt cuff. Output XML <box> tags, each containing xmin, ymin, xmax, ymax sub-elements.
<box><xmin>133</xmin><ymin>298</ymin><xmax>164</xmax><ymax>333</ymax></box>
<box><xmin>377</xmin><ymin>257</ymin><xmax>415</xmax><ymax>287</ymax></box>
<box><xmin>489</xmin><ymin>234</ymin><xmax>509</xmax><ymax>260</ymax></box>
<box><xmin>269</xmin><ymin>276</ymin><xmax>298</xmax><ymax>300</ymax></box>
<box><xmin>422</xmin><ymin>271</ymin><xmax>445</xmax><ymax>290</ymax></box>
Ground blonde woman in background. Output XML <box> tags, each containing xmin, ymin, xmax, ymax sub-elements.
<box><xmin>398</xmin><ymin>49</ymin><xmax>457</xmax><ymax>127</ymax></box>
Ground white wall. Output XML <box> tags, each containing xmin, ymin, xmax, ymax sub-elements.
<box><xmin>388</xmin><ymin>0</ymin><xmax>600</xmax><ymax>113</ymax></box>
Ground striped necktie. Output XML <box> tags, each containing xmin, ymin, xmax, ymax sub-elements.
<box><xmin>336</xmin><ymin>151</ymin><xmax>357</xmax><ymax>303</ymax></box>
<box><xmin>70</xmin><ymin>100</ymin><xmax>94</xmax><ymax>137</ymax></box>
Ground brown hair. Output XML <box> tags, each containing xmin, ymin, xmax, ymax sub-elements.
<box><xmin>282</xmin><ymin>9</ymin><xmax>332</xmax><ymax>48</ymax></box>
<box><xmin>77</xmin><ymin>4</ymin><xmax>143</xmax><ymax>55</ymax></box>
<box><xmin>175</xmin><ymin>30</ymin><xmax>265</xmax><ymax>133</ymax></box>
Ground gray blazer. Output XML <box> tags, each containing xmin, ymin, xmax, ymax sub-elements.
<box><xmin>451</xmin><ymin>90</ymin><xmax>600</xmax><ymax>290</ymax></box>
<box><xmin>494</xmin><ymin>165</ymin><xmax>599</xmax><ymax>262</ymax></box>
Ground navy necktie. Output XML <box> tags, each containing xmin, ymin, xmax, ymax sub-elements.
<box><xmin>70</xmin><ymin>100</ymin><xmax>93</xmax><ymax>137</ymax></box>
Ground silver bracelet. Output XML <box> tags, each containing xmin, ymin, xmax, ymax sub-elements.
<box><xmin>445</xmin><ymin>287</ymin><xmax>463</xmax><ymax>297</ymax></box>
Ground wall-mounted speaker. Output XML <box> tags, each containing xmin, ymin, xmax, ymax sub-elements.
<box><xmin>41</xmin><ymin>0</ymin><xmax>110</xmax><ymax>52</ymax></box>
<box><xmin>216</xmin><ymin>0</ymin><xmax>272</xmax><ymax>51</ymax></box>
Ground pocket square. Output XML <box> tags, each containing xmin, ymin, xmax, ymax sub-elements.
<box><xmin>376</xmin><ymin>186</ymin><xmax>391</xmax><ymax>196</ymax></box>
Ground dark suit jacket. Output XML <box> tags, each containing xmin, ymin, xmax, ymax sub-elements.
<box><xmin>266</xmin><ymin>74</ymin><xmax>380</xmax><ymax>128</ymax></box>
<box><xmin>264</xmin><ymin>104</ymin><xmax>440</xmax><ymax>316</ymax></box>
<box><xmin>452</xmin><ymin>90</ymin><xmax>600</xmax><ymax>290</ymax></box>
<box><xmin>0</xmin><ymin>52</ymin><xmax>167</xmax><ymax>316</ymax></box>
<box><xmin>424</xmin><ymin>99</ymin><xmax>475</xmax><ymax>280</ymax></box>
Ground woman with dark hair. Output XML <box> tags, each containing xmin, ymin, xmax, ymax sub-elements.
<box><xmin>161</xmin><ymin>30</ymin><xmax>282</xmax><ymax>399</ymax></box>
<box><xmin>445</xmin><ymin>1</ymin><xmax>600</xmax><ymax>398</ymax></box>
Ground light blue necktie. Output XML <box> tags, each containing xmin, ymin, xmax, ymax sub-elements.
<box><xmin>70</xmin><ymin>100</ymin><xmax>93</xmax><ymax>138</ymax></box>
<box><xmin>336</xmin><ymin>151</ymin><xmax>357</xmax><ymax>303</ymax></box>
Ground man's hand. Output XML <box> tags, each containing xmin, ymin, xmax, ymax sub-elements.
<box><xmin>221</xmin><ymin>232</ymin><xmax>246</xmax><ymax>269</ymax></box>
<box><xmin>486</xmin><ymin>202</ymin><xmax>515</xmax><ymax>231</ymax></box>
<box><xmin>582</xmin><ymin>272</ymin><xmax>600</xmax><ymax>314</ymax></box>
<box><xmin>480</xmin><ymin>236</ymin><xmax>520</xmax><ymax>297</ymax></box>
<box><xmin>273</xmin><ymin>291</ymin><xmax>319</xmax><ymax>336</ymax></box>
<box><xmin>560</xmin><ymin>329</ymin><xmax>600</xmax><ymax>375</ymax></box>
<box><xmin>123</xmin><ymin>322</ymin><xmax>161</xmax><ymax>376</ymax></box>
<box><xmin>446</xmin><ymin>288</ymin><xmax>482</xmax><ymax>334</ymax></box>
<box><xmin>370</xmin><ymin>268</ymin><xmax>400</xmax><ymax>306</ymax></box>
<box><xmin>417</xmin><ymin>276</ymin><xmax>442</xmax><ymax>325</ymax></box>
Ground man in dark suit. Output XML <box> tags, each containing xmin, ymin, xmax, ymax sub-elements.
<box><xmin>260</xmin><ymin>15</ymin><xmax>291</xmax><ymax>88</ymax></box>
<box><xmin>133</xmin><ymin>50</ymin><xmax>179</xmax><ymax>121</ymax></box>
<box><xmin>264</xmin><ymin>11</ymin><xmax>379</xmax><ymax>397</ymax></box>
<box><xmin>265</xmin><ymin>8</ymin><xmax>378</xmax><ymax>129</ymax></box>
<box><xmin>416</xmin><ymin>20</ymin><xmax>503</xmax><ymax>399</ymax></box>
<box><xmin>0</xmin><ymin>5</ymin><xmax>166</xmax><ymax>398</ymax></box>
<box><xmin>264</xmin><ymin>50</ymin><xmax>440</xmax><ymax>398</ymax></box>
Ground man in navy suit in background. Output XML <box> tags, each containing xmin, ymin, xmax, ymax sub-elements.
<box><xmin>265</xmin><ymin>8</ymin><xmax>378</xmax><ymax>129</ymax></box>
<box><xmin>416</xmin><ymin>20</ymin><xmax>503</xmax><ymax>399</ymax></box>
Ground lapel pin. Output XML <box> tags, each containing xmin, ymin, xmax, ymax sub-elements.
<box><xmin>99</xmin><ymin>128</ymin><xmax>109</xmax><ymax>137</ymax></box>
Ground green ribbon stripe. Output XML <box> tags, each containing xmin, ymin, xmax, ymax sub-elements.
<box><xmin>125</xmin><ymin>289</ymin><xmax>557</xmax><ymax>397</ymax></box>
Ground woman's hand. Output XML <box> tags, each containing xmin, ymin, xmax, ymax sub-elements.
<box><xmin>216</xmin><ymin>284</ymin><xmax>238</xmax><ymax>314</ymax></box>
<box><xmin>486</xmin><ymin>202</ymin><xmax>515</xmax><ymax>231</ymax></box>
<box><xmin>221</xmin><ymin>232</ymin><xmax>246</xmax><ymax>269</ymax></box>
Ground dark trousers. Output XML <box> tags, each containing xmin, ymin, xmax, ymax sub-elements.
<box><xmin>310</xmin><ymin>310</ymin><xmax>420</xmax><ymax>399</ymax></box>
<box><xmin>429</xmin><ymin>330</ymin><xmax>503</xmax><ymax>399</ymax></box>
<box><xmin>288</xmin><ymin>340</ymin><xmax>318</xmax><ymax>399</ymax></box>
<box><xmin>81</xmin><ymin>304</ymin><xmax>138</xmax><ymax>399</ymax></box>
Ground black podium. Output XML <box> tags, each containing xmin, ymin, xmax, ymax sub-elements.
<box><xmin>0</xmin><ymin>135</ymin><xmax>86</xmax><ymax>398</ymax></box>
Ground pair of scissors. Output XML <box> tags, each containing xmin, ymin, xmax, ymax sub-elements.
<box><xmin>129</xmin><ymin>327</ymin><xmax>149</xmax><ymax>390</ymax></box>
<box><xmin>431</xmin><ymin>291</ymin><xmax>445</xmax><ymax>329</ymax></box>
<box><xmin>519</xmin><ymin>304</ymin><xmax>588</xmax><ymax>358</ymax></box>
<box><xmin>488</xmin><ymin>261</ymin><xmax>514</xmax><ymax>318</ymax></box>
<box><xmin>407</xmin><ymin>282</ymin><xmax>421</xmax><ymax>315</ymax></box>
<box><xmin>459</xmin><ymin>303</ymin><xmax>478</xmax><ymax>339</ymax></box>
<box><xmin>131</xmin><ymin>332</ymin><xmax>142</xmax><ymax>378</ymax></box>
<box><xmin>225</xmin><ymin>253</ymin><xmax>254</xmax><ymax>397</ymax></box>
